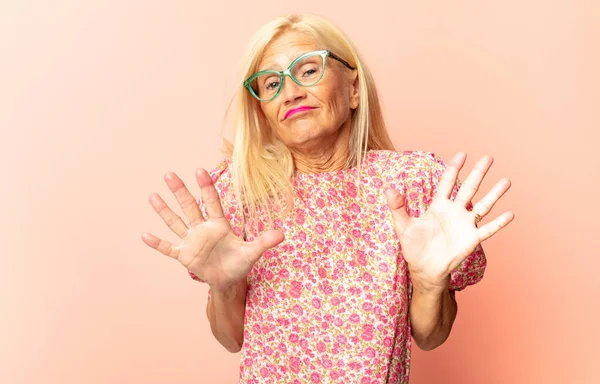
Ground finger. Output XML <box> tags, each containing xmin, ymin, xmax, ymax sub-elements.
<box><xmin>385</xmin><ymin>189</ymin><xmax>411</xmax><ymax>237</ymax></box>
<box><xmin>472</xmin><ymin>178</ymin><xmax>512</xmax><ymax>218</ymax></box>
<box><xmin>196</xmin><ymin>168</ymin><xmax>225</xmax><ymax>220</ymax></box>
<box><xmin>164</xmin><ymin>172</ymin><xmax>204</xmax><ymax>226</ymax></box>
<box><xmin>477</xmin><ymin>212</ymin><xmax>515</xmax><ymax>242</ymax></box>
<box><xmin>454</xmin><ymin>156</ymin><xmax>494</xmax><ymax>207</ymax></box>
<box><xmin>149</xmin><ymin>193</ymin><xmax>189</xmax><ymax>237</ymax></box>
<box><xmin>141</xmin><ymin>232</ymin><xmax>180</xmax><ymax>259</ymax></box>
<box><xmin>243</xmin><ymin>230</ymin><xmax>285</xmax><ymax>265</ymax></box>
<box><xmin>436</xmin><ymin>153</ymin><xmax>467</xmax><ymax>200</ymax></box>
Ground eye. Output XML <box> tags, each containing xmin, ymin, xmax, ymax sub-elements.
<box><xmin>266</xmin><ymin>80</ymin><xmax>280</xmax><ymax>90</ymax></box>
<box><xmin>259</xmin><ymin>74</ymin><xmax>280</xmax><ymax>93</ymax></box>
<box><xmin>296</xmin><ymin>63</ymin><xmax>320</xmax><ymax>80</ymax></box>
<box><xmin>303</xmin><ymin>68</ymin><xmax>317</xmax><ymax>76</ymax></box>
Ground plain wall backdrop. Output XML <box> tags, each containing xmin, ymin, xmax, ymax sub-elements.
<box><xmin>1</xmin><ymin>1</ymin><xmax>598</xmax><ymax>383</ymax></box>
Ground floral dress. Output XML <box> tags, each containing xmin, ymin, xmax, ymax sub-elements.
<box><xmin>190</xmin><ymin>150</ymin><xmax>486</xmax><ymax>384</ymax></box>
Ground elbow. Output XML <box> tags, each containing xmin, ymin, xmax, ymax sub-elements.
<box><xmin>224</xmin><ymin>344</ymin><xmax>242</xmax><ymax>353</ymax></box>
<box><xmin>209</xmin><ymin>323</ymin><xmax>244</xmax><ymax>353</ymax></box>
<box><xmin>414</xmin><ymin>339</ymin><xmax>435</xmax><ymax>351</ymax></box>
<box><xmin>413</xmin><ymin>336</ymin><xmax>446</xmax><ymax>351</ymax></box>
<box><xmin>411</xmin><ymin>326</ymin><xmax>451</xmax><ymax>351</ymax></box>
<box><xmin>223</xmin><ymin>337</ymin><xmax>244</xmax><ymax>353</ymax></box>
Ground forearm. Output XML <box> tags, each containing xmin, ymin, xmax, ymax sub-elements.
<box><xmin>206</xmin><ymin>278</ymin><xmax>248</xmax><ymax>353</ymax></box>
<box><xmin>409</xmin><ymin>282</ymin><xmax>457</xmax><ymax>351</ymax></box>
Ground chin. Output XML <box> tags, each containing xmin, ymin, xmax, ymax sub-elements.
<box><xmin>295</xmin><ymin>123</ymin><xmax>326</xmax><ymax>138</ymax></box>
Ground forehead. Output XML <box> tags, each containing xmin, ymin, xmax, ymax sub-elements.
<box><xmin>258</xmin><ymin>31</ymin><xmax>321</xmax><ymax>71</ymax></box>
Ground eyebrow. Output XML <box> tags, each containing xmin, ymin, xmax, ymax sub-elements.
<box><xmin>257</xmin><ymin>50</ymin><xmax>314</xmax><ymax>72</ymax></box>
<box><xmin>256</xmin><ymin>60</ymin><xmax>286</xmax><ymax>73</ymax></box>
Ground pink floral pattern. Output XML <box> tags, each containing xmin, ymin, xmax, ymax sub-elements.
<box><xmin>190</xmin><ymin>150</ymin><xmax>486</xmax><ymax>383</ymax></box>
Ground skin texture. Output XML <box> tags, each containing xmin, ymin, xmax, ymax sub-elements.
<box><xmin>256</xmin><ymin>31</ymin><xmax>359</xmax><ymax>173</ymax></box>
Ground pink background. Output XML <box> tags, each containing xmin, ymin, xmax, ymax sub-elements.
<box><xmin>1</xmin><ymin>1</ymin><xmax>598</xmax><ymax>383</ymax></box>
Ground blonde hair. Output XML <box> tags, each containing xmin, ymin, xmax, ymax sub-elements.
<box><xmin>223</xmin><ymin>14</ymin><xmax>395</xmax><ymax>224</ymax></box>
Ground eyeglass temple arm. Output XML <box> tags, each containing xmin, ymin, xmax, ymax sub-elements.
<box><xmin>328</xmin><ymin>52</ymin><xmax>356</xmax><ymax>70</ymax></box>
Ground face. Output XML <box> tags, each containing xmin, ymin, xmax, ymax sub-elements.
<box><xmin>255</xmin><ymin>31</ymin><xmax>359</xmax><ymax>154</ymax></box>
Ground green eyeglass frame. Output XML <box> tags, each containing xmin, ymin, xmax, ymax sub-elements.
<box><xmin>243</xmin><ymin>49</ymin><xmax>356</xmax><ymax>102</ymax></box>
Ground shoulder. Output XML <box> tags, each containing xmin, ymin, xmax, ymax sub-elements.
<box><xmin>366</xmin><ymin>150</ymin><xmax>448</xmax><ymax>176</ymax></box>
<box><xmin>207</xmin><ymin>158</ymin><xmax>234</xmax><ymax>194</ymax></box>
<box><xmin>208</xmin><ymin>157</ymin><xmax>232</xmax><ymax>180</ymax></box>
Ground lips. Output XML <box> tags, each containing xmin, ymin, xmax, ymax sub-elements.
<box><xmin>284</xmin><ymin>106</ymin><xmax>315</xmax><ymax>120</ymax></box>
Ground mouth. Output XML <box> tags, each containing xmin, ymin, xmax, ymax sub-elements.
<box><xmin>284</xmin><ymin>106</ymin><xmax>316</xmax><ymax>120</ymax></box>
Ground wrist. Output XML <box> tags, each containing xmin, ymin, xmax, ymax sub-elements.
<box><xmin>410</xmin><ymin>273</ymin><xmax>450</xmax><ymax>296</ymax></box>
<box><xmin>210</xmin><ymin>278</ymin><xmax>247</xmax><ymax>299</ymax></box>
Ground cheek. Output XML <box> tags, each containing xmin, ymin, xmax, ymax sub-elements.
<box><xmin>260</xmin><ymin>104</ymin><xmax>281</xmax><ymax>135</ymax></box>
<box><xmin>260</xmin><ymin>103</ymin><xmax>278</xmax><ymax>123</ymax></box>
<box><xmin>325</xmin><ymin>84</ymin><xmax>350</xmax><ymax>120</ymax></box>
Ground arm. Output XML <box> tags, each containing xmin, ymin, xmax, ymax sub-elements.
<box><xmin>409</xmin><ymin>280</ymin><xmax>457</xmax><ymax>351</ymax></box>
<box><xmin>387</xmin><ymin>152</ymin><xmax>511</xmax><ymax>349</ymax></box>
<box><xmin>143</xmin><ymin>163</ymin><xmax>283</xmax><ymax>353</ymax></box>
<box><xmin>206</xmin><ymin>278</ymin><xmax>248</xmax><ymax>353</ymax></box>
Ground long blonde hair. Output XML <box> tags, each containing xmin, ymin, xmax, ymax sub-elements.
<box><xmin>223</xmin><ymin>14</ymin><xmax>395</xmax><ymax>223</ymax></box>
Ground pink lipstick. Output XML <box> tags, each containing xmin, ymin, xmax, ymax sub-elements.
<box><xmin>285</xmin><ymin>106</ymin><xmax>315</xmax><ymax>120</ymax></box>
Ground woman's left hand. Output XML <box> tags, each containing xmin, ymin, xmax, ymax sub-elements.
<box><xmin>385</xmin><ymin>153</ymin><xmax>515</xmax><ymax>294</ymax></box>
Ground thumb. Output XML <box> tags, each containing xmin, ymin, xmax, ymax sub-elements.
<box><xmin>244</xmin><ymin>229</ymin><xmax>285</xmax><ymax>264</ymax></box>
<box><xmin>385</xmin><ymin>189</ymin><xmax>411</xmax><ymax>235</ymax></box>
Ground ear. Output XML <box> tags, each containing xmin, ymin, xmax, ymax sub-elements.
<box><xmin>349</xmin><ymin>70</ymin><xmax>360</xmax><ymax>110</ymax></box>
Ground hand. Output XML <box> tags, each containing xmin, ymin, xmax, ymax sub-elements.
<box><xmin>141</xmin><ymin>169</ymin><xmax>285</xmax><ymax>292</ymax></box>
<box><xmin>385</xmin><ymin>153</ymin><xmax>514</xmax><ymax>293</ymax></box>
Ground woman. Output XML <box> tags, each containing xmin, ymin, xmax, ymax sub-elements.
<box><xmin>142</xmin><ymin>14</ymin><xmax>514</xmax><ymax>384</ymax></box>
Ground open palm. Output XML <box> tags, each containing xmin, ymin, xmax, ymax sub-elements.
<box><xmin>141</xmin><ymin>169</ymin><xmax>284</xmax><ymax>291</ymax></box>
<box><xmin>386</xmin><ymin>153</ymin><xmax>514</xmax><ymax>292</ymax></box>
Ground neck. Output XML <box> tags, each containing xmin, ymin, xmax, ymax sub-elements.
<box><xmin>291</xmin><ymin>122</ymin><xmax>352</xmax><ymax>174</ymax></box>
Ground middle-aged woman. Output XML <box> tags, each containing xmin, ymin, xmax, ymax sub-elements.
<box><xmin>142</xmin><ymin>13</ymin><xmax>514</xmax><ymax>384</ymax></box>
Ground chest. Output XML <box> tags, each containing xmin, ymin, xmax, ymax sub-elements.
<box><xmin>246</xmin><ymin>187</ymin><xmax>410</xmax><ymax>314</ymax></box>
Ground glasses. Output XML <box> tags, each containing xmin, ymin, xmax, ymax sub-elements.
<box><xmin>244</xmin><ymin>49</ymin><xmax>356</xmax><ymax>102</ymax></box>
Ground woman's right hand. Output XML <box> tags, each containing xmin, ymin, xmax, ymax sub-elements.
<box><xmin>141</xmin><ymin>168</ymin><xmax>285</xmax><ymax>292</ymax></box>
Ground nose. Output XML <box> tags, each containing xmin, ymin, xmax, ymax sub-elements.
<box><xmin>280</xmin><ymin>76</ymin><xmax>306</xmax><ymax>104</ymax></box>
